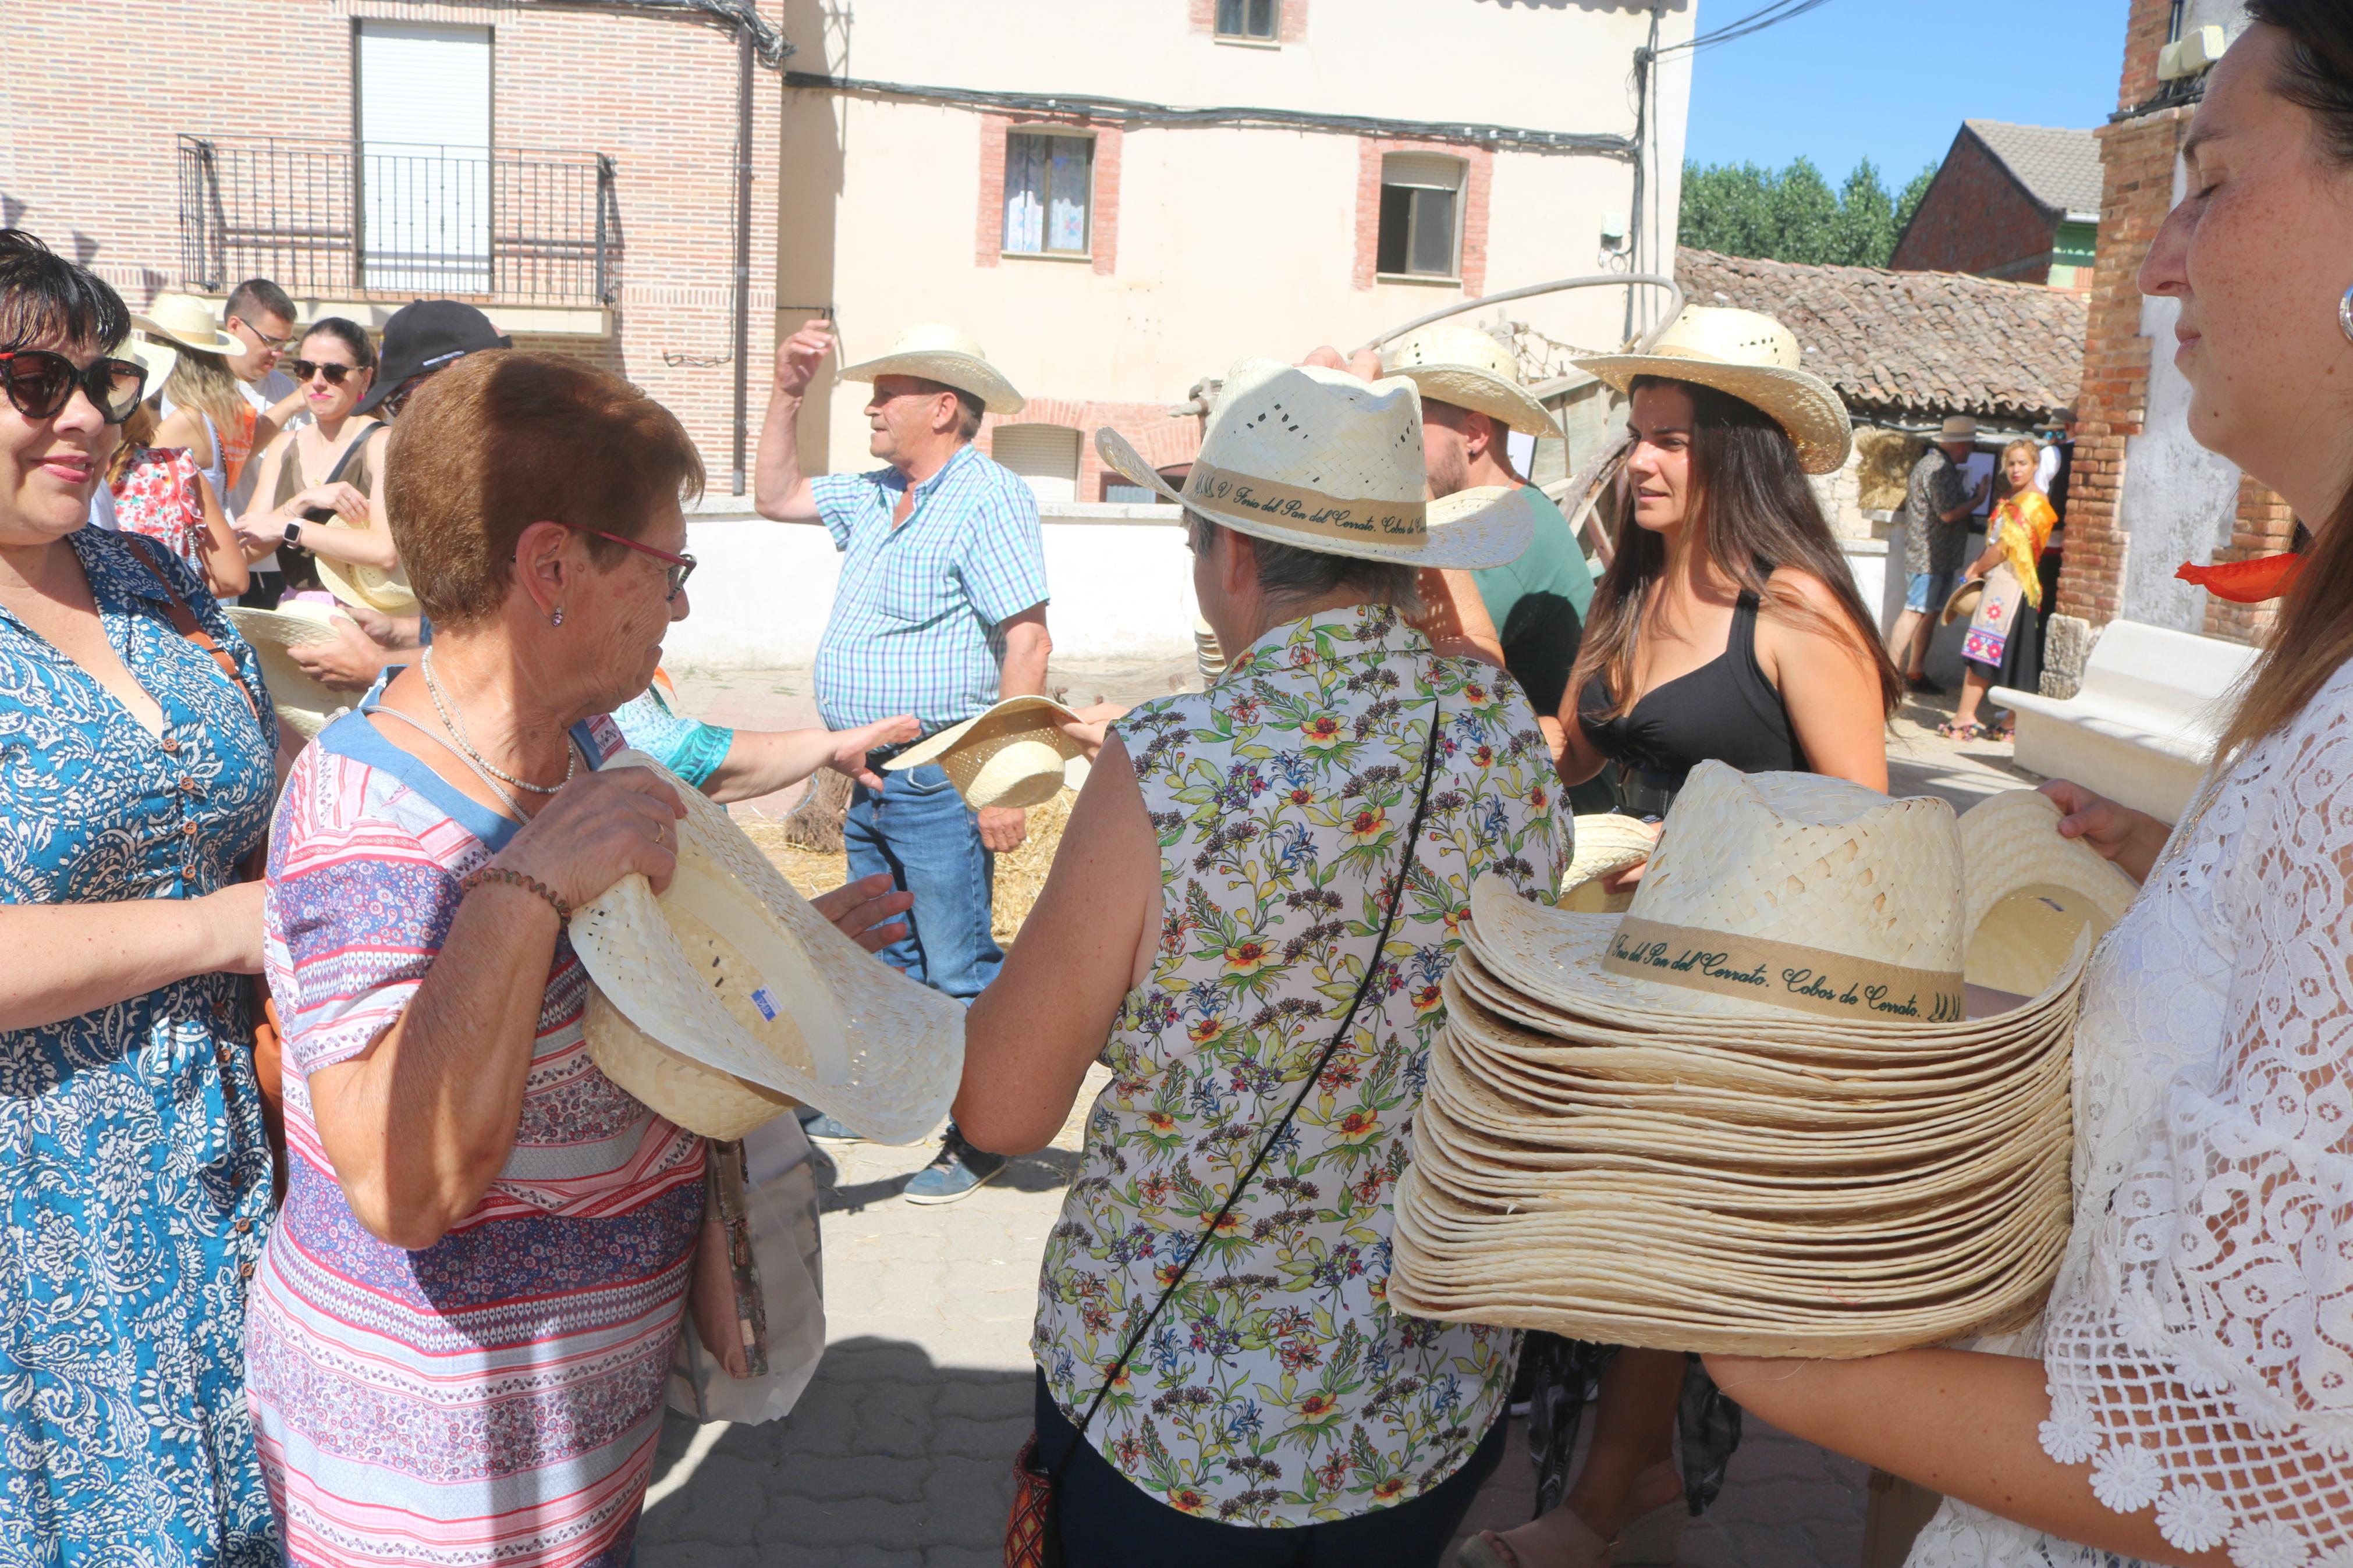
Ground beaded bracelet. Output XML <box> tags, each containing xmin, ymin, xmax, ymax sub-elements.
<box><xmin>459</xmin><ymin>866</ymin><xmax>573</xmax><ymax>925</ymax></box>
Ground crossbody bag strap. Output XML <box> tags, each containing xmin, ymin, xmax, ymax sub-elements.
<box><xmin>1059</xmin><ymin>695</ymin><xmax>1450</xmax><ymax>1460</ymax></box>
<box><xmin>122</xmin><ymin>534</ymin><xmax>259</xmax><ymax>726</ymax></box>
<box><xmin>320</xmin><ymin>421</ymin><xmax>384</xmax><ymax>489</ymax></box>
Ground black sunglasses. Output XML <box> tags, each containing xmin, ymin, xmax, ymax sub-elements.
<box><xmin>0</xmin><ymin>347</ymin><xmax>147</xmax><ymax>425</ymax></box>
<box><xmin>291</xmin><ymin>358</ymin><xmax>356</xmax><ymax>385</ymax></box>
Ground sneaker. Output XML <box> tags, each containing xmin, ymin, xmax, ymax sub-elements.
<box><xmin>902</xmin><ymin>1129</ymin><xmax>1007</xmax><ymax>1205</ymax></box>
<box><xmin>796</xmin><ymin>1109</ymin><xmax>865</xmax><ymax>1143</ymax></box>
<box><xmin>1906</xmin><ymin>674</ymin><xmax>1946</xmax><ymax>696</ymax></box>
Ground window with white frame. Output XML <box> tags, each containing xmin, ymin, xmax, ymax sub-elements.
<box><xmin>1002</xmin><ymin>131</ymin><xmax>1094</xmax><ymax>257</ymax></box>
<box><xmin>1215</xmin><ymin>0</ymin><xmax>1281</xmax><ymax>41</ymax></box>
<box><xmin>991</xmin><ymin>424</ymin><xmax>1083</xmax><ymax>503</ymax></box>
<box><xmin>1376</xmin><ymin>152</ymin><xmax>1465</xmax><ymax>280</ymax></box>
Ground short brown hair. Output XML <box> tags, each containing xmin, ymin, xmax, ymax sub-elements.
<box><xmin>386</xmin><ymin>351</ymin><xmax>705</xmax><ymax>625</ymax></box>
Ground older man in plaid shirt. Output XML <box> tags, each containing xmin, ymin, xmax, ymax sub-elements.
<box><xmin>756</xmin><ymin>318</ymin><xmax>1050</xmax><ymax>1202</ymax></box>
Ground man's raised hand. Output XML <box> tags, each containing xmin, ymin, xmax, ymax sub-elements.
<box><xmin>773</xmin><ymin>318</ymin><xmax>837</xmax><ymax>399</ymax></box>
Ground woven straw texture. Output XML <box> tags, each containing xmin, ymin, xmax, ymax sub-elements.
<box><xmin>1387</xmin><ymin>773</ymin><xmax>2124</xmax><ymax>1358</ymax></box>
<box><xmin>837</xmin><ymin>322</ymin><xmax>1024</xmax><ymax>414</ymax></box>
<box><xmin>1558</xmin><ymin>812</ymin><xmax>1655</xmax><ymax>914</ymax></box>
<box><xmin>886</xmin><ymin>696</ymin><xmax>1083</xmax><ymax>810</ymax></box>
<box><xmin>313</xmin><ymin>527</ymin><xmax>419</xmax><ymax>614</ymax></box>
<box><xmin>1384</xmin><ymin>324</ymin><xmax>1563</xmax><ymax>438</ymax></box>
<box><xmin>1573</xmin><ymin>305</ymin><xmax>1852</xmax><ymax>475</ymax></box>
<box><xmin>573</xmin><ymin>749</ymin><xmax>966</xmax><ymax>1144</ymax></box>
<box><xmin>1094</xmin><ymin>357</ymin><xmax>1536</xmax><ymax>571</ymax></box>
<box><xmin>225</xmin><ymin>604</ymin><xmax>350</xmax><ymax>738</ymax></box>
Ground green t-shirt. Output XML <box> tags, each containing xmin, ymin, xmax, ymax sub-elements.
<box><xmin>1469</xmin><ymin>484</ymin><xmax>1595</xmax><ymax>715</ymax></box>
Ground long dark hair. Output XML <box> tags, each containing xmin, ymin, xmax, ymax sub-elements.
<box><xmin>1573</xmin><ymin>375</ymin><xmax>1900</xmax><ymax>720</ymax></box>
<box><xmin>2220</xmin><ymin>0</ymin><xmax>2353</xmax><ymax>756</ymax></box>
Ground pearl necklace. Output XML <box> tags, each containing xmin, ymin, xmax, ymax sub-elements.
<box><xmin>420</xmin><ymin>648</ymin><xmax>577</xmax><ymax>796</ymax></box>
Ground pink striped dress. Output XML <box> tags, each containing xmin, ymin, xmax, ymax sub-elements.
<box><xmin>247</xmin><ymin>697</ymin><xmax>704</xmax><ymax>1567</ymax></box>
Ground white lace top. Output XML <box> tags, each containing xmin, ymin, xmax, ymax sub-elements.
<box><xmin>1908</xmin><ymin>664</ymin><xmax>2353</xmax><ymax>1568</ymax></box>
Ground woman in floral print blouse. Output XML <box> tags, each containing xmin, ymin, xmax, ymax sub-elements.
<box><xmin>956</xmin><ymin>358</ymin><xmax>1562</xmax><ymax>1565</ymax></box>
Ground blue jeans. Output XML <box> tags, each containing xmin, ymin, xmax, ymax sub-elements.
<box><xmin>844</xmin><ymin>763</ymin><xmax>1002</xmax><ymax>1001</ymax></box>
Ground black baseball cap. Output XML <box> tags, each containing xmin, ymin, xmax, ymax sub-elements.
<box><xmin>358</xmin><ymin>299</ymin><xmax>512</xmax><ymax>414</ymax></box>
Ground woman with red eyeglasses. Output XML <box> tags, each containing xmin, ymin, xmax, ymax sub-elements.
<box><xmin>0</xmin><ymin>229</ymin><xmax>285</xmax><ymax>1561</ymax></box>
<box><xmin>235</xmin><ymin>317</ymin><xmax>393</xmax><ymax>609</ymax></box>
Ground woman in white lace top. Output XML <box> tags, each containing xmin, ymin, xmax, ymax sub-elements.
<box><xmin>1699</xmin><ymin>10</ymin><xmax>2353</xmax><ymax>1567</ymax></box>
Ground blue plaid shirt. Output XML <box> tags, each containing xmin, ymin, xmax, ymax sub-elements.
<box><xmin>811</xmin><ymin>444</ymin><xmax>1049</xmax><ymax>733</ymax></box>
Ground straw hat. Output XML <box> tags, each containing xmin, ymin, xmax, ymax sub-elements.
<box><xmin>1557</xmin><ymin>813</ymin><xmax>1655</xmax><ymax>915</ymax></box>
<box><xmin>1097</xmin><ymin>357</ymin><xmax>1535</xmax><ymax>571</ymax></box>
<box><xmin>572</xmin><ymin>750</ymin><xmax>966</xmax><ymax>1144</ymax></box>
<box><xmin>883</xmin><ymin>696</ymin><xmax>1085</xmax><ymax>810</ymax></box>
<box><xmin>119</xmin><ymin>335</ymin><xmax>179</xmax><ymax>395</ymax></box>
<box><xmin>133</xmin><ymin>293</ymin><xmax>243</xmax><ymax>359</ymax></box>
<box><xmin>313</xmin><ymin>539</ymin><xmax>418</xmax><ymax>616</ymax></box>
<box><xmin>1939</xmin><ymin>415</ymin><xmax>1979</xmax><ymax>446</ymax></box>
<box><xmin>1941</xmin><ymin>578</ymin><xmax>1983</xmax><ymax>626</ymax></box>
<box><xmin>1573</xmin><ymin>305</ymin><xmax>1852</xmax><ymax>475</ymax></box>
<box><xmin>1383</xmin><ymin>324</ymin><xmax>1563</xmax><ymax>439</ymax></box>
<box><xmin>1957</xmin><ymin>789</ymin><xmax>2139</xmax><ymax>998</ymax></box>
<box><xmin>224</xmin><ymin>602</ymin><xmax>354</xmax><ymax>739</ymax></box>
<box><xmin>838</xmin><ymin>323</ymin><xmax>1024</xmax><ymax>415</ymax></box>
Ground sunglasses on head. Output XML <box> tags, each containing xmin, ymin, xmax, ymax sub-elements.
<box><xmin>292</xmin><ymin>358</ymin><xmax>356</xmax><ymax>385</ymax></box>
<box><xmin>0</xmin><ymin>347</ymin><xmax>147</xmax><ymax>424</ymax></box>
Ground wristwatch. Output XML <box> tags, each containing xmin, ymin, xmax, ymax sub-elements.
<box><xmin>282</xmin><ymin>520</ymin><xmax>304</xmax><ymax>546</ymax></box>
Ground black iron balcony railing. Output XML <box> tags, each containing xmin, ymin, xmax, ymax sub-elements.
<box><xmin>177</xmin><ymin>134</ymin><xmax>616</xmax><ymax>306</ymax></box>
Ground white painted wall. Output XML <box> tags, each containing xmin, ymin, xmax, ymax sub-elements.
<box><xmin>777</xmin><ymin>0</ymin><xmax>1695</xmax><ymax>474</ymax></box>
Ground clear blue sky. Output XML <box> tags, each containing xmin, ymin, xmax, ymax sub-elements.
<box><xmin>1680</xmin><ymin>0</ymin><xmax>2131</xmax><ymax>187</ymax></box>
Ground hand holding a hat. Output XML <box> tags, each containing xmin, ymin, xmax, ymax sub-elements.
<box><xmin>492</xmin><ymin>766</ymin><xmax>688</xmax><ymax>914</ymax></box>
<box><xmin>2040</xmin><ymin>779</ymin><xmax>2166</xmax><ymax>886</ymax></box>
<box><xmin>1048</xmin><ymin>701</ymin><xmax>1130</xmax><ymax>762</ymax></box>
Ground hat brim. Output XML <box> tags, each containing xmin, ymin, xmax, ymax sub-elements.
<box><xmin>886</xmin><ymin>695</ymin><xmax>1085</xmax><ymax>809</ymax></box>
<box><xmin>1096</xmin><ymin>427</ymin><xmax>1534</xmax><ymax>572</ymax></box>
<box><xmin>312</xmin><ymin>535</ymin><xmax>419</xmax><ymax>615</ymax></box>
<box><xmin>1393</xmin><ymin>364</ymin><xmax>1564</xmax><ymax>439</ymax></box>
<box><xmin>224</xmin><ymin>606</ymin><xmax>352</xmax><ymax>734</ymax></box>
<box><xmin>839</xmin><ymin>350</ymin><xmax>1024</xmax><ymax>415</ymax></box>
<box><xmin>573</xmin><ymin>749</ymin><xmax>967</xmax><ymax>1144</ymax></box>
<box><xmin>123</xmin><ymin>337</ymin><xmax>179</xmax><ymax>392</ymax></box>
<box><xmin>1570</xmin><ymin>352</ymin><xmax>1852</xmax><ymax>475</ymax></box>
<box><xmin>1942</xmin><ymin>579</ymin><xmax>1983</xmax><ymax>627</ymax></box>
<box><xmin>132</xmin><ymin>316</ymin><xmax>244</xmax><ymax>359</ymax></box>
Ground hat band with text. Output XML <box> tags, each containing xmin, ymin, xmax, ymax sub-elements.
<box><xmin>1601</xmin><ymin>915</ymin><xmax>1967</xmax><ymax>1025</ymax></box>
<box><xmin>1184</xmin><ymin>461</ymin><xmax>1427</xmax><ymax>545</ymax></box>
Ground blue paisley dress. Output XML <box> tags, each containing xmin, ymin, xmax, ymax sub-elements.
<box><xmin>0</xmin><ymin>528</ymin><xmax>281</xmax><ymax>1564</ymax></box>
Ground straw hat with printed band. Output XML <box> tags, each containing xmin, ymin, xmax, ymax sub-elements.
<box><xmin>571</xmin><ymin>749</ymin><xmax>966</xmax><ymax>1143</ymax></box>
<box><xmin>1383</xmin><ymin>323</ymin><xmax>1564</xmax><ymax>439</ymax></box>
<box><xmin>884</xmin><ymin>695</ymin><xmax>1085</xmax><ymax>811</ymax></box>
<box><xmin>837</xmin><ymin>323</ymin><xmax>1025</xmax><ymax>416</ymax></box>
<box><xmin>1097</xmin><ymin>357</ymin><xmax>1536</xmax><ymax>571</ymax></box>
<box><xmin>132</xmin><ymin>293</ymin><xmax>244</xmax><ymax>359</ymax></box>
<box><xmin>1573</xmin><ymin>305</ymin><xmax>1852</xmax><ymax>477</ymax></box>
<box><xmin>225</xmin><ymin>601</ymin><xmax>356</xmax><ymax>738</ymax></box>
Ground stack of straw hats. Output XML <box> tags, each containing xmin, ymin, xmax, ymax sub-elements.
<box><xmin>1194</xmin><ymin>614</ymin><xmax>1228</xmax><ymax>684</ymax></box>
<box><xmin>1389</xmin><ymin>763</ymin><xmax>2139</xmax><ymax>1358</ymax></box>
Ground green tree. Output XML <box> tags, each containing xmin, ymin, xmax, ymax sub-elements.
<box><xmin>1680</xmin><ymin>157</ymin><xmax>1944</xmax><ymax>268</ymax></box>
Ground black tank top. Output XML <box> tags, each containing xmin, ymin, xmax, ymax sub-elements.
<box><xmin>1577</xmin><ymin>591</ymin><xmax>1807</xmax><ymax>805</ymax></box>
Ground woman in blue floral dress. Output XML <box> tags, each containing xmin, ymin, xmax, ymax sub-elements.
<box><xmin>0</xmin><ymin>231</ymin><xmax>281</xmax><ymax>1562</ymax></box>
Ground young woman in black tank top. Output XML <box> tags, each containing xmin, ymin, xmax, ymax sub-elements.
<box><xmin>1466</xmin><ymin>368</ymin><xmax>1900</xmax><ymax>1568</ymax></box>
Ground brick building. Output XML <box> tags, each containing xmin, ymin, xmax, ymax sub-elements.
<box><xmin>0</xmin><ymin>0</ymin><xmax>786</xmax><ymax>497</ymax></box>
<box><xmin>2055</xmin><ymin>0</ymin><xmax>2289</xmax><ymax>645</ymax></box>
<box><xmin>1890</xmin><ymin>120</ymin><xmax>2102</xmax><ymax>289</ymax></box>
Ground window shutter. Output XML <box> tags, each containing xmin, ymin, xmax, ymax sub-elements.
<box><xmin>1380</xmin><ymin>153</ymin><xmax>1464</xmax><ymax>193</ymax></box>
<box><xmin>991</xmin><ymin>425</ymin><xmax>1083</xmax><ymax>504</ymax></box>
<box><xmin>357</xmin><ymin>22</ymin><xmax>492</xmax><ymax>292</ymax></box>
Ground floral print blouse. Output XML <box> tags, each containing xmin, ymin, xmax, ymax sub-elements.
<box><xmin>1032</xmin><ymin>605</ymin><xmax>1563</xmax><ymax>1527</ymax></box>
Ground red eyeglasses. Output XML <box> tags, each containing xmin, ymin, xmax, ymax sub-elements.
<box><xmin>544</xmin><ymin>519</ymin><xmax>697</xmax><ymax>600</ymax></box>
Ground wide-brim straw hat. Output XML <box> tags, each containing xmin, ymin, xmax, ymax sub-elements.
<box><xmin>1557</xmin><ymin>812</ymin><xmax>1654</xmax><ymax>915</ymax></box>
<box><xmin>572</xmin><ymin>750</ymin><xmax>965</xmax><ymax>1144</ymax></box>
<box><xmin>224</xmin><ymin>602</ymin><xmax>354</xmax><ymax>738</ymax></box>
<box><xmin>1573</xmin><ymin>305</ymin><xmax>1852</xmax><ymax>476</ymax></box>
<box><xmin>120</xmin><ymin>334</ymin><xmax>179</xmax><ymax>395</ymax></box>
<box><xmin>133</xmin><ymin>293</ymin><xmax>243</xmax><ymax>359</ymax></box>
<box><xmin>884</xmin><ymin>695</ymin><xmax>1085</xmax><ymax>810</ymax></box>
<box><xmin>838</xmin><ymin>322</ymin><xmax>1024</xmax><ymax>415</ymax></box>
<box><xmin>1383</xmin><ymin>323</ymin><xmax>1563</xmax><ymax>439</ymax></box>
<box><xmin>1098</xmin><ymin>357</ymin><xmax>1535</xmax><ymax>571</ymax></box>
<box><xmin>313</xmin><ymin>535</ymin><xmax>419</xmax><ymax>615</ymax></box>
<box><xmin>1942</xmin><ymin>578</ymin><xmax>1984</xmax><ymax>627</ymax></box>
<box><xmin>1958</xmin><ymin>789</ymin><xmax>2139</xmax><ymax>998</ymax></box>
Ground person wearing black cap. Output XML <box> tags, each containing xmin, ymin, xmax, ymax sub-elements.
<box><xmin>285</xmin><ymin>300</ymin><xmax>510</xmax><ymax>687</ymax></box>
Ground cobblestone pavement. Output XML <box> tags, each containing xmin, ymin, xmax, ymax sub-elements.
<box><xmin>633</xmin><ymin>660</ymin><xmax>2014</xmax><ymax>1566</ymax></box>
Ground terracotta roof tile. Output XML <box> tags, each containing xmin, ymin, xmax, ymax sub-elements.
<box><xmin>1676</xmin><ymin>247</ymin><xmax>2087</xmax><ymax>425</ymax></box>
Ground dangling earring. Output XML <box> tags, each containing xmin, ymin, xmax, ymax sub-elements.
<box><xmin>2340</xmin><ymin>285</ymin><xmax>2353</xmax><ymax>346</ymax></box>
<box><xmin>551</xmin><ymin>606</ymin><xmax>566</xmax><ymax>628</ymax></box>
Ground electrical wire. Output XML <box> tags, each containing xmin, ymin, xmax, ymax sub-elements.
<box><xmin>1652</xmin><ymin>0</ymin><xmax>1834</xmax><ymax>59</ymax></box>
<box><xmin>782</xmin><ymin>72</ymin><xmax>1638</xmax><ymax>158</ymax></box>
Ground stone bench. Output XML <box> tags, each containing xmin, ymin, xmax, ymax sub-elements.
<box><xmin>1993</xmin><ymin>619</ymin><xmax>2259</xmax><ymax>823</ymax></box>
